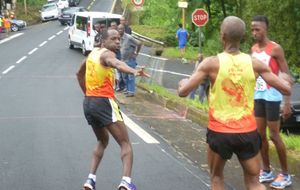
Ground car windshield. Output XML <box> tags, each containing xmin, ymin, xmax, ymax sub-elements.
<box><xmin>63</xmin><ymin>7</ymin><xmax>81</xmax><ymax>14</ymax></box>
<box><xmin>42</xmin><ymin>4</ymin><xmax>57</xmax><ymax>11</ymax></box>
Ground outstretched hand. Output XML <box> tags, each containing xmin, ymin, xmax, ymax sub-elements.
<box><xmin>136</xmin><ymin>66</ymin><xmax>151</xmax><ymax>78</ymax></box>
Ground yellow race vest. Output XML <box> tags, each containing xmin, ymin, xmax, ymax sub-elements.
<box><xmin>85</xmin><ymin>48</ymin><xmax>115</xmax><ymax>98</ymax></box>
<box><xmin>208</xmin><ymin>52</ymin><xmax>257</xmax><ymax>133</ymax></box>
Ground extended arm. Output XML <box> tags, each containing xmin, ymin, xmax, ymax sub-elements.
<box><xmin>178</xmin><ymin>57</ymin><xmax>211</xmax><ymax>97</ymax></box>
<box><xmin>272</xmin><ymin>45</ymin><xmax>292</xmax><ymax>118</ymax></box>
<box><xmin>76</xmin><ymin>59</ymin><xmax>86</xmax><ymax>94</ymax></box>
<box><xmin>252</xmin><ymin>58</ymin><xmax>291</xmax><ymax>96</ymax></box>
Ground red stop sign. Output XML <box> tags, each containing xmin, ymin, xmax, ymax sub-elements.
<box><xmin>192</xmin><ymin>9</ymin><xmax>209</xmax><ymax>27</ymax></box>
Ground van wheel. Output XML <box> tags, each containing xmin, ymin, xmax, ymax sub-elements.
<box><xmin>82</xmin><ymin>42</ymin><xmax>87</xmax><ymax>56</ymax></box>
<box><xmin>68</xmin><ymin>37</ymin><xmax>74</xmax><ymax>49</ymax></box>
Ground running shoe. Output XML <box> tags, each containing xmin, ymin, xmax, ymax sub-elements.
<box><xmin>270</xmin><ymin>173</ymin><xmax>292</xmax><ymax>189</ymax></box>
<box><xmin>259</xmin><ymin>170</ymin><xmax>274</xmax><ymax>183</ymax></box>
<box><xmin>118</xmin><ymin>179</ymin><xmax>137</xmax><ymax>190</ymax></box>
<box><xmin>83</xmin><ymin>178</ymin><xmax>96</xmax><ymax>190</ymax></box>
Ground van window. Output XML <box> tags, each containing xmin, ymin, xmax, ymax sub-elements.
<box><xmin>93</xmin><ymin>18</ymin><xmax>120</xmax><ymax>29</ymax></box>
<box><xmin>76</xmin><ymin>16</ymin><xmax>87</xmax><ymax>31</ymax></box>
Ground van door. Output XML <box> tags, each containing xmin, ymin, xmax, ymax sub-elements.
<box><xmin>71</xmin><ymin>15</ymin><xmax>87</xmax><ymax>46</ymax></box>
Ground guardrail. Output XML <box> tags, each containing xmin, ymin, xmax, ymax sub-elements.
<box><xmin>132</xmin><ymin>31</ymin><xmax>165</xmax><ymax>46</ymax></box>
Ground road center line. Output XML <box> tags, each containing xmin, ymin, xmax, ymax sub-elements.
<box><xmin>121</xmin><ymin>111</ymin><xmax>160</xmax><ymax>144</ymax></box>
<box><xmin>2</xmin><ymin>65</ymin><xmax>15</xmax><ymax>74</ymax></box>
<box><xmin>28</xmin><ymin>47</ymin><xmax>38</xmax><ymax>55</ymax></box>
<box><xmin>56</xmin><ymin>30</ymin><xmax>63</xmax><ymax>35</ymax></box>
<box><xmin>16</xmin><ymin>56</ymin><xmax>27</xmax><ymax>64</ymax></box>
<box><xmin>48</xmin><ymin>35</ymin><xmax>56</xmax><ymax>40</ymax></box>
<box><xmin>39</xmin><ymin>41</ymin><xmax>47</xmax><ymax>47</ymax></box>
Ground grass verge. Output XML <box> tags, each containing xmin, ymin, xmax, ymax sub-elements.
<box><xmin>138</xmin><ymin>82</ymin><xmax>300</xmax><ymax>155</ymax></box>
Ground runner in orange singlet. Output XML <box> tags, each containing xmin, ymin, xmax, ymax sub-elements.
<box><xmin>177</xmin><ymin>16</ymin><xmax>291</xmax><ymax>190</ymax></box>
<box><xmin>76</xmin><ymin>29</ymin><xmax>148</xmax><ymax>190</ymax></box>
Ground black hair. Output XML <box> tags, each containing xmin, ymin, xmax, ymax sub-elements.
<box><xmin>178</xmin><ymin>23</ymin><xmax>182</xmax><ymax>28</ymax></box>
<box><xmin>252</xmin><ymin>15</ymin><xmax>269</xmax><ymax>28</ymax></box>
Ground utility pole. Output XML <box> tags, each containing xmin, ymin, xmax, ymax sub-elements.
<box><xmin>24</xmin><ymin>0</ymin><xmax>27</xmax><ymax>15</ymax></box>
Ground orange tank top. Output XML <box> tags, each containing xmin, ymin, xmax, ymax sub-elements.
<box><xmin>208</xmin><ymin>52</ymin><xmax>257</xmax><ymax>133</ymax></box>
<box><xmin>85</xmin><ymin>48</ymin><xmax>115</xmax><ymax>98</ymax></box>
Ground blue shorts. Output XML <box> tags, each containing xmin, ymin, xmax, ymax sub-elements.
<box><xmin>179</xmin><ymin>43</ymin><xmax>186</xmax><ymax>49</ymax></box>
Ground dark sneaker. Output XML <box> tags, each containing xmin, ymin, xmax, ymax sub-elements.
<box><xmin>83</xmin><ymin>178</ymin><xmax>96</xmax><ymax>190</ymax></box>
<box><xmin>270</xmin><ymin>173</ymin><xmax>292</xmax><ymax>189</ymax></box>
<box><xmin>118</xmin><ymin>180</ymin><xmax>137</xmax><ymax>190</ymax></box>
<box><xmin>259</xmin><ymin>170</ymin><xmax>274</xmax><ymax>183</ymax></box>
<box><xmin>125</xmin><ymin>93</ymin><xmax>135</xmax><ymax>97</ymax></box>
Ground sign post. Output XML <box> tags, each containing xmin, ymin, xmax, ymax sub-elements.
<box><xmin>192</xmin><ymin>9</ymin><xmax>209</xmax><ymax>53</ymax></box>
<box><xmin>131</xmin><ymin>0</ymin><xmax>145</xmax><ymax>8</ymax></box>
<box><xmin>131</xmin><ymin>0</ymin><xmax>145</xmax><ymax>25</ymax></box>
<box><xmin>178</xmin><ymin>1</ymin><xmax>188</xmax><ymax>29</ymax></box>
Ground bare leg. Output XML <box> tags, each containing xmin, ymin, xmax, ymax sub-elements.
<box><xmin>268</xmin><ymin>120</ymin><xmax>288</xmax><ymax>173</ymax></box>
<box><xmin>207</xmin><ymin>146</ymin><xmax>226</xmax><ymax>190</ymax></box>
<box><xmin>89</xmin><ymin>127</ymin><xmax>109</xmax><ymax>174</ymax></box>
<box><xmin>107</xmin><ymin>121</ymin><xmax>133</xmax><ymax>177</ymax></box>
<box><xmin>256</xmin><ymin>117</ymin><xmax>269</xmax><ymax>170</ymax></box>
<box><xmin>239</xmin><ymin>154</ymin><xmax>266</xmax><ymax>190</ymax></box>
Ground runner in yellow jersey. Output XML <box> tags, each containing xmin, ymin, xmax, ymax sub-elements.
<box><xmin>76</xmin><ymin>29</ymin><xmax>149</xmax><ymax>190</ymax></box>
<box><xmin>177</xmin><ymin>16</ymin><xmax>291</xmax><ymax>190</ymax></box>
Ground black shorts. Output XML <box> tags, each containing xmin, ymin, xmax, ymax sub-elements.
<box><xmin>206</xmin><ymin>129</ymin><xmax>261</xmax><ymax>160</ymax></box>
<box><xmin>254</xmin><ymin>99</ymin><xmax>281</xmax><ymax>121</ymax></box>
<box><xmin>83</xmin><ymin>97</ymin><xmax>123</xmax><ymax>128</ymax></box>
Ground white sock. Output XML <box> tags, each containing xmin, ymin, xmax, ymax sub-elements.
<box><xmin>122</xmin><ymin>176</ymin><xmax>132</xmax><ymax>183</ymax></box>
<box><xmin>88</xmin><ymin>174</ymin><xmax>96</xmax><ymax>182</ymax></box>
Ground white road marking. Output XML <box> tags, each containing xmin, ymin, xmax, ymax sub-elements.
<box><xmin>16</xmin><ymin>56</ymin><xmax>27</xmax><ymax>64</ymax></box>
<box><xmin>56</xmin><ymin>30</ymin><xmax>63</xmax><ymax>35</ymax></box>
<box><xmin>0</xmin><ymin>33</ymin><xmax>24</xmax><ymax>44</ymax></box>
<box><xmin>28</xmin><ymin>47</ymin><xmax>38</xmax><ymax>55</ymax></box>
<box><xmin>121</xmin><ymin>111</ymin><xmax>160</xmax><ymax>144</ymax></box>
<box><xmin>64</xmin><ymin>26</ymin><xmax>69</xmax><ymax>30</ymax></box>
<box><xmin>2</xmin><ymin>65</ymin><xmax>15</xmax><ymax>74</ymax></box>
<box><xmin>48</xmin><ymin>35</ymin><xmax>56</xmax><ymax>40</ymax></box>
<box><xmin>39</xmin><ymin>41</ymin><xmax>47</xmax><ymax>47</ymax></box>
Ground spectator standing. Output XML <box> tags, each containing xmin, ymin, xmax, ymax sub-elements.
<box><xmin>0</xmin><ymin>16</ymin><xmax>3</xmax><ymax>38</ymax></box>
<box><xmin>251</xmin><ymin>15</ymin><xmax>292</xmax><ymax>189</ymax></box>
<box><xmin>189</xmin><ymin>53</ymin><xmax>209</xmax><ymax>103</ymax></box>
<box><xmin>176</xmin><ymin>23</ymin><xmax>189</xmax><ymax>60</ymax></box>
<box><xmin>118</xmin><ymin>24</ymin><xmax>142</xmax><ymax>97</ymax></box>
<box><xmin>3</xmin><ymin>15</ymin><xmax>10</xmax><ymax>36</ymax></box>
<box><xmin>120</xmin><ymin>16</ymin><xmax>132</xmax><ymax>35</ymax></box>
<box><xmin>94</xmin><ymin>23</ymin><xmax>106</xmax><ymax>47</ymax></box>
<box><xmin>177</xmin><ymin>16</ymin><xmax>291</xmax><ymax>190</ymax></box>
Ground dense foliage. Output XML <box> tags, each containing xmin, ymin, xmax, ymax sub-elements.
<box><xmin>124</xmin><ymin>0</ymin><xmax>300</xmax><ymax>68</ymax></box>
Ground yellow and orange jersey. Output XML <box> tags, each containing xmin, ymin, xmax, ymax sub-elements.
<box><xmin>208</xmin><ymin>52</ymin><xmax>257</xmax><ymax>133</ymax></box>
<box><xmin>85</xmin><ymin>48</ymin><xmax>115</xmax><ymax>98</ymax></box>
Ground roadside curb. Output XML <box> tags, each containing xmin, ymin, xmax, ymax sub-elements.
<box><xmin>118</xmin><ymin>84</ymin><xmax>209</xmax><ymax>127</ymax></box>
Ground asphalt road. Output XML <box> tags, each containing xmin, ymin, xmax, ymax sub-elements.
<box><xmin>0</xmin><ymin>0</ymin><xmax>212</xmax><ymax>190</ymax></box>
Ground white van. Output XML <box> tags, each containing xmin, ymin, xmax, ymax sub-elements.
<box><xmin>68</xmin><ymin>11</ymin><xmax>122</xmax><ymax>55</ymax></box>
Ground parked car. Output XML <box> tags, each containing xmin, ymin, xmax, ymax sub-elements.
<box><xmin>56</xmin><ymin>0</ymin><xmax>69</xmax><ymax>9</ymax></box>
<box><xmin>58</xmin><ymin>6</ymin><xmax>87</xmax><ymax>25</ymax></box>
<box><xmin>0</xmin><ymin>15</ymin><xmax>26</xmax><ymax>32</ymax></box>
<box><xmin>40</xmin><ymin>3</ymin><xmax>60</xmax><ymax>22</ymax></box>
<box><xmin>68</xmin><ymin>11</ymin><xmax>121</xmax><ymax>55</ymax></box>
<box><xmin>68</xmin><ymin>0</ymin><xmax>80</xmax><ymax>6</ymax></box>
<box><xmin>280</xmin><ymin>76</ymin><xmax>300</xmax><ymax>131</ymax></box>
